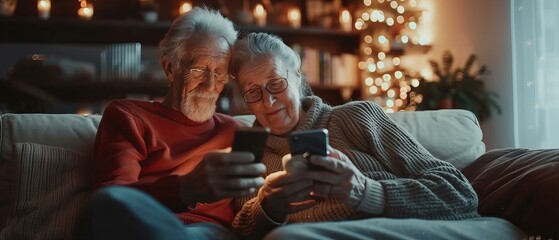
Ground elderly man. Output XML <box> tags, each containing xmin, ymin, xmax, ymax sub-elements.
<box><xmin>84</xmin><ymin>7</ymin><xmax>265</xmax><ymax>240</ymax></box>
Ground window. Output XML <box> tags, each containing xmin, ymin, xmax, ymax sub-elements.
<box><xmin>512</xmin><ymin>0</ymin><xmax>559</xmax><ymax>148</ymax></box>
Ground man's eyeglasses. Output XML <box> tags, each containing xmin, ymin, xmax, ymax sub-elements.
<box><xmin>186</xmin><ymin>68</ymin><xmax>234</xmax><ymax>84</ymax></box>
<box><xmin>242</xmin><ymin>73</ymin><xmax>289</xmax><ymax>103</ymax></box>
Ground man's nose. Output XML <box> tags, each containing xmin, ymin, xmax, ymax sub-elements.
<box><xmin>199</xmin><ymin>73</ymin><xmax>216</xmax><ymax>91</ymax></box>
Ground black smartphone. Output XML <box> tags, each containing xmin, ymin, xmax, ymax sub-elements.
<box><xmin>231</xmin><ymin>127</ymin><xmax>270</xmax><ymax>162</ymax></box>
<box><xmin>289</xmin><ymin>129</ymin><xmax>329</xmax><ymax>157</ymax></box>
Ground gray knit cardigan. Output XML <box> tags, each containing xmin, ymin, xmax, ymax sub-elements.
<box><xmin>232</xmin><ymin>96</ymin><xmax>480</xmax><ymax>239</ymax></box>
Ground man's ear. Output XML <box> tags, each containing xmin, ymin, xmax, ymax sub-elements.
<box><xmin>160</xmin><ymin>55</ymin><xmax>174</xmax><ymax>82</ymax></box>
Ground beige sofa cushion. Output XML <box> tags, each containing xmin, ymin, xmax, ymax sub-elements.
<box><xmin>389</xmin><ymin>109</ymin><xmax>485</xmax><ymax>170</ymax></box>
<box><xmin>0</xmin><ymin>143</ymin><xmax>91</xmax><ymax>240</ymax></box>
<box><xmin>0</xmin><ymin>113</ymin><xmax>100</xmax><ymax>229</ymax></box>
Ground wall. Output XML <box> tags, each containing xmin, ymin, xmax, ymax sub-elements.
<box><xmin>411</xmin><ymin>0</ymin><xmax>514</xmax><ymax>150</ymax></box>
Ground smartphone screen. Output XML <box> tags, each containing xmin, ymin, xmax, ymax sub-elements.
<box><xmin>231</xmin><ymin>127</ymin><xmax>270</xmax><ymax>162</ymax></box>
<box><xmin>289</xmin><ymin>129</ymin><xmax>329</xmax><ymax>157</ymax></box>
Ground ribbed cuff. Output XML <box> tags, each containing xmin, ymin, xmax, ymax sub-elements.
<box><xmin>356</xmin><ymin>179</ymin><xmax>385</xmax><ymax>214</ymax></box>
<box><xmin>249</xmin><ymin>202</ymin><xmax>286</xmax><ymax>239</ymax></box>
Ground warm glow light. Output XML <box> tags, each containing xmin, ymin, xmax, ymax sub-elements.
<box><xmin>376</xmin><ymin>61</ymin><xmax>384</xmax><ymax>69</ymax></box>
<box><xmin>358</xmin><ymin>61</ymin><xmax>367</xmax><ymax>69</ymax></box>
<box><xmin>401</xmin><ymin>35</ymin><xmax>409</xmax><ymax>43</ymax></box>
<box><xmin>378</xmin><ymin>35</ymin><xmax>387</xmax><ymax>44</ymax></box>
<box><xmin>364</xmin><ymin>35</ymin><xmax>373</xmax><ymax>43</ymax></box>
<box><xmin>253</xmin><ymin>4</ymin><xmax>266</xmax><ymax>26</ymax></box>
<box><xmin>382</xmin><ymin>73</ymin><xmax>391</xmax><ymax>81</ymax></box>
<box><xmin>364</xmin><ymin>47</ymin><xmax>372</xmax><ymax>55</ymax></box>
<box><xmin>364</xmin><ymin>0</ymin><xmax>372</xmax><ymax>7</ymax></box>
<box><xmin>367</xmin><ymin>63</ymin><xmax>377</xmax><ymax>72</ymax></box>
<box><xmin>37</xmin><ymin>0</ymin><xmax>51</xmax><ymax>19</ymax></box>
<box><xmin>381</xmin><ymin>82</ymin><xmax>390</xmax><ymax>91</ymax></box>
<box><xmin>395</xmin><ymin>71</ymin><xmax>403</xmax><ymax>79</ymax></box>
<box><xmin>78</xmin><ymin>2</ymin><xmax>94</xmax><ymax>20</ymax></box>
<box><xmin>365</xmin><ymin>77</ymin><xmax>374</xmax><ymax>86</ymax></box>
<box><xmin>369</xmin><ymin>86</ymin><xmax>378</xmax><ymax>94</ymax></box>
<box><xmin>355</xmin><ymin>19</ymin><xmax>364</xmax><ymax>30</ymax></box>
<box><xmin>386</xmin><ymin>99</ymin><xmax>394</xmax><ymax>107</ymax></box>
<box><xmin>386</xmin><ymin>17</ymin><xmax>394</xmax><ymax>26</ymax></box>
<box><xmin>340</xmin><ymin>9</ymin><xmax>352</xmax><ymax>31</ymax></box>
<box><xmin>387</xmin><ymin>89</ymin><xmax>395</xmax><ymax>98</ymax></box>
<box><xmin>378</xmin><ymin>52</ymin><xmax>386</xmax><ymax>60</ymax></box>
<box><xmin>179</xmin><ymin>2</ymin><xmax>192</xmax><ymax>15</ymax></box>
<box><xmin>362</xmin><ymin>12</ymin><xmax>370</xmax><ymax>21</ymax></box>
<box><xmin>287</xmin><ymin>8</ymin><xmax>301</xmax><ymax>28</ymax></box>
<box><xmin>392</xmin><ymin>57</ymin><xmax>401</xmax><ymax>65</ymax></box>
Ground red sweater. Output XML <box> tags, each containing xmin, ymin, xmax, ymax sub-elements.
<box><xmin>93</xmin><ymin>100</ymin><xmax>241</xmax><ymax>227</ymax></box>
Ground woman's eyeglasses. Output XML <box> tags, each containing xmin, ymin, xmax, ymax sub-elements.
<box><xmin>242</xmin><ymin>73</ymin><xmax>289</xmax><ymax>103</ymax></box>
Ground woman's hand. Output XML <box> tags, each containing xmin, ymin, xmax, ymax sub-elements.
<box><xmin>179</xmin><ymin>150</ymin><xmax>266</xmax><ymax>205</ymax></box>
<box><xmin>258</xmin><ymin>170</ymin><xmax>317</xmax><ymax>222</ymax></box>
<box><xmin>306</xmin><ymin>146</ymin><xmax>368</xmax><ymax>208</ymax></box>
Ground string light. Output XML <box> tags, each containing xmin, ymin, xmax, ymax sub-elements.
<box><xmin>356</xmin><ymin>0</ymin><xmax>429</xmax><ymax>111</ymax></box>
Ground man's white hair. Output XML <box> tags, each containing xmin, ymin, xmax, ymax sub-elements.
<box><xmin>159</xmin><ymin>7</ymin><xmax>238</xmax><ymax>71</ymax></box>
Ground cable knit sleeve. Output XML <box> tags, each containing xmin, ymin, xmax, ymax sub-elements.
<box><xmin>330</xmin><ymin>101</ymin><xmax>480</xmax><ymax>220</ymax></box>
<box><xmin>232</xmin><ymin>196</ymin><xmax>285</xmax><ymax>240</ymax></box>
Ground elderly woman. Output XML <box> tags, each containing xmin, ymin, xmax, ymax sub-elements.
<box><xmin>229</xmin><ymin>32</ymin><xmax>525</xmax><ymax>239</ymax></box>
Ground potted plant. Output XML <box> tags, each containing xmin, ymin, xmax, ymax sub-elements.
<box><xmin>407</xmin><ymin>51</ymin><xmax>501</xmax><ymax>123</ymax></box>
<box><xmin>139</xmin><ymin>0</ymin><xmax>158</xmax><ymax>23</ymax></box>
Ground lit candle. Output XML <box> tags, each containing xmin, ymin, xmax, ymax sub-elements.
<box><xmin>340</xmin><ymin>9</ymin><xmax>352</xmax><ymax>31</ymax></box>
<box><xmin>253</xmin><ymin>4</ymin><xmax>266</xmax><ymax>27</ymax></box>
<box><xmin>179</xmin><ymin>2</ymin><xmax>192</xmax><ymax>15</ymax></box>
<box><xmin>77</xmin><ymin>2</ymin><xmax>94</xmax><ymax>20</ymax></box>
<box><xmin>287</xmin><ymin>8</ymin><xmax>301</xmax><ymax>28</ymax></box>
<box><xmin>37</xmin><ymin>0</ymin><xmax>51</xmax><ymax>20</ymax></box>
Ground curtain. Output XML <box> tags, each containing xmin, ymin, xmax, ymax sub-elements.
<box><xmin>512</xmin><ymin>0</ymin><xmax>559</xmax><ymax>148</ymax></box>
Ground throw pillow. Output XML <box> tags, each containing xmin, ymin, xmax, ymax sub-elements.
<box><xmin>0</xmin><ymin>143</ymin><xmax>92</xmax><ymax>240</ymax></box>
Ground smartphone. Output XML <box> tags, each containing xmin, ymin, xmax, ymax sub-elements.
<box><xmin>231</xmin><ymin>127</ymin><xmax>270</xmax><ymax>162</ymax></box>
<box><xmin>289</xmin><ymin>129</ymin><xmax>329</xmax><ymax>157</ymax></box>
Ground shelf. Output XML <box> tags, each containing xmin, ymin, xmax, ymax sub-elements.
<box><xmin>0</xmin><ymin>17</ymin><xmax>360</xmax><ymax>53</ymax></box>
<box><xmin>0</xmin><ymin>17</ymin><xmax>171</xmax><ymax>46</ymax></box>
<box><xmin>0</xmin><ymin>14</ymin><xmax>364</xmax><ymax>111</ymax></box>
<box><xmin>1</xmin><ymin>79</ymin><xmax>167</xmax><ymax>102</ymax></box>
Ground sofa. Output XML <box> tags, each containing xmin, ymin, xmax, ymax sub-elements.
<box><xmin>0</xmin><ymin>109</ymin><xmax>557</xmax><ymax>239</ymax></box>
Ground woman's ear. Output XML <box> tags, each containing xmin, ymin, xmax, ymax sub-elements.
<box><xmin>160</xmin><ymin>55</ymin><xmax>174</xmax><ymax>83</ymax></box>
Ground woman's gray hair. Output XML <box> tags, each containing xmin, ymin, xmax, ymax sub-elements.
<box><xmin>231</xmin><ymin>32</ymin><xmax>313</xmax><ymax>98</ymax></box>
<box><xmin>159</xmin><ymin>7</ymin><xmax>238</xmax><ymax>70</ymax></box>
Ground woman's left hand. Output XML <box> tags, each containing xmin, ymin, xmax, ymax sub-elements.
<box><xmin>306</xmin><ymin>146</ymin><xmax>368</xmax><ymax>208</ymax></box>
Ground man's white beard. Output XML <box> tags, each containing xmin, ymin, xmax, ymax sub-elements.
<box><xmin>180</xmin><ymin>89</ymin><xmax>218</xmax><ymax>122</ymax></box>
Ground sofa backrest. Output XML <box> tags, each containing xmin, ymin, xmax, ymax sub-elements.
<box><xmin>0</xmin><ymin>114</ymin><xmax>102</xmax><ymax>165</ymax></box>
<box><xmin>0</xmin><ymin>109</ymin><xmax>485</xmax><ymax>230</ymax></box>
<box><xmin>0</xmin><ymin>109</ymin><xmax>485</xmax><ymax>168</ymax></box>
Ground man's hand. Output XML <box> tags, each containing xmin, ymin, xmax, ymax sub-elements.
<box><xmin>179</xmin><ymin>150</ymin><xmax>266</xmax><ymax>205</ymax></box>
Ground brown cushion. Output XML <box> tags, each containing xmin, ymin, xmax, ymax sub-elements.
<box><xmin>462</xmin><ymin>148</ymin><xmax>559</xmax><ymax>237</ymax></box>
